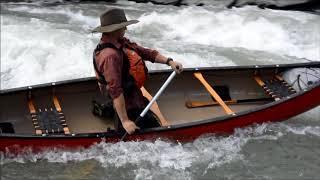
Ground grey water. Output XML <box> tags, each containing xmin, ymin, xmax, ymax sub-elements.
<box><xmin>1</xmin><ymin>0</ymin><xmax>320</xmax><ymax>179</ymax></box>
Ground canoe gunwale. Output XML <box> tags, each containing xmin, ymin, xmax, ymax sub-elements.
<box><xmin>1</xmin><ymin>62</ymin><xmax>319</xmax><ymax>95</ymax></box>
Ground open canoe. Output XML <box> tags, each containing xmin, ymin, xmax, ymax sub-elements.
<box><xmin>1</xmin><ymin>62</ymin><xmax>320</xmax><ymax>153</ymax></box>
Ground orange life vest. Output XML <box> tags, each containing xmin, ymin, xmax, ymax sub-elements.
<box><xmin>124</xmin><ymin>48</ymin><xmax>148</xmax><ymax>88</ymax></box>
<box><xmin>93</xmin><ymin>43</ymin><xmax>148</xmax><ymax>89</ymax></box>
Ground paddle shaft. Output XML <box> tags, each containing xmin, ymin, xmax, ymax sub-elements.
<box><xmin>120</xmin><ymin>71</ymin><xmax>177</xmax><ymax>141</ymax></box>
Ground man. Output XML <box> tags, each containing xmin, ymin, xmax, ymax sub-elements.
<box><xmin>92</xmin><ymin>8</ymin><xmax>183</xmax><ymax>135</ymax></box>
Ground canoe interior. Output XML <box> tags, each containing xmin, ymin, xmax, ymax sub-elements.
<box><xmin>0</xmin><ymin>67</ymin><xmax>306</xmax><ymax>135</ymax></box>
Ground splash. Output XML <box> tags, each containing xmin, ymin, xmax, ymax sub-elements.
<box><xmin>1</xmin><ymin>14</ymin><xmax>98</xmax><ymax>89</ymax></box>
<box><xmin>0</xmin><ymin>123</ymin><xmax>283</xmax><ymax>167</ymax></box>
<box><xmin>2</xmin><ymin>121</ymin><xmax>319</xmax><ymax>178</ymax></box>
<box><xmin>135</xmin><ymin>6</ymin><xmax>320</xmax><ymax>60</ymax></box>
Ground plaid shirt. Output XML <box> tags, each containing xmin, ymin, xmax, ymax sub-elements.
<box><xmin>94</xmin><ymin>35</ymin><xmax>159</xmax><ymax>110</ymax></box>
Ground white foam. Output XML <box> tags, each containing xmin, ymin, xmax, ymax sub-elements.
<box><xmin>2</xmin><ymin>117</ymin><xmax>314</xmax><ymax>175</ymax></box>
<box><xmin>135</xmin><ymin>6</ymin><xmax>320</xmax><ymax>60</ymax></box>
<box><xmin>6</xmin><ymin>5</ymin><xmax>99</xmax><ymax>29</ymax></box>
<box><xmin>1</xmin><ymin>15</ymin><xmax>98</xmax><ymax>89</ymax></box>
<box><xmin>1</xmin><ymin>123</ymin><xmax>286</xmax><ymax>178</ymax></box>
<box><xmin>280</xmin><ymin>123</ymin><xmax>320</xmax><ymax>136</ymax></box>
<box><xmin>4</xmin><ymin>122</ymin><xmax>317</xmax><ymax>178</ymax></box>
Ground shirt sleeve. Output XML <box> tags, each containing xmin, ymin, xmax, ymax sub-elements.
<box><xmin>124</xmin><ymin>38</ymin><xmax>159</xmax><ymax>63</ymax></box>
<box><xmin>99</xmin><ymin>50</ymin><xmax>124</xmax><ymax>99</ymax></box>
<box><xmin>134</xmin><ymin>45</ymin><xmax>159</xmax><ymax>63</ymax></box>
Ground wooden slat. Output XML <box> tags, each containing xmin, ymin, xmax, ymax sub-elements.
<box><xmin>53</xmin><ymin>95</ymin><xmax>62</xmax><ymax>112</ymax></box>
<box><xmin>141</xmin><ymin>86</ymin><xmax>169</xmax><ymax>126</ymax></box>
<box><xmin>28</xmin><ymin>98</ymin><xmax>43</xmax><ymax>134</ymax></box>
<box><xmin>194</xmin><ymin>72</ymin><xmax>235</xmax><ymax>115</ymax></box>
<box><xmin>63</xmin><ymin>127</ymin><xmax>70</xmax><ymax>134</ymax></box>
<box><xmin>275</xmin><ymin>75</ymin><xmax>296</xmax><ymax>92</ymax></box>
<box><xmin>274</xmin><ymin>74</ymin><xmax>285</xmax><ymax>81</ymax></box>
<box><xmin>53</xmin><ymin>95</ymin><xmax>70</xmax><ymax>134</ymax></box>
<box><xmin>254</xmin><ymin>76</ymin><xmax>281</xmax><ymax>101</ymax></box>
<box><xmin>254</xmin><ymin>76</ymin><xmax>266</xmax><ymax>87</ymax></box>
<box><xmin>27</xmin><ymin>98</ymin><xmax>36</xmax><ymax>114</ymax></box>
<box><xmin>35</xmin><ymin>129</ymin><xmax>42</xmax><ymax>135</ymax></box>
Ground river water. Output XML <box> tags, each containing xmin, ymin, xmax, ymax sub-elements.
<box><xmin>1</xmin><ymin>0</ymin><xmax>320</xmax><ymax>179</ymax></box>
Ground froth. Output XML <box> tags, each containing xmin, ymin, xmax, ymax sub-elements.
<box><xmin>135</xmin><ymin>6</ymin><xmax>320</xmax><ymax>60</ymax></box>
<box><xmin>1</xmin><ymin>123</ymin><xmax>285</xmax><ymax>172</ymax></box>
<box><xmin>3</xmin><ymin>121</ymin><xmax>318</xmax><ymax>179</ymax></box>
<box><xmin>1</xmin><ymin>15</ymin><xmax>98</xmax><ymax>89</ymax></box>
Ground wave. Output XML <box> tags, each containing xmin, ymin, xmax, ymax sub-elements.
<box><xmin>135</xmin><ymin>6</ymin><xmax>320</xmax><ymax>60</ymax></box>
<box><xmin>2</xmin><ymin>121</ymin><xmax>319</xmax><ymax>178</ymax></box>
<box><xmin>4</xmin><ymin>122</ymin><xmax>318</xmax><ymax>165</ymax></box>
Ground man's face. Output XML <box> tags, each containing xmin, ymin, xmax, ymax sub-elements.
<box><xmin>119</xmin><ymin>27</ymin><xmax>127</xmax><ymax>38</ymax></box>
<box><xmin>111</xmin><ymin>27</ymin><xmax>126</xmax><ymax>39</ymax></box>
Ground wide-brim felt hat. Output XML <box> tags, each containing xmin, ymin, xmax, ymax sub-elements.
<box><xmin>92</xmin><ymin>8</ymin><xmax>139</xmax><ymax>33</ymax></box>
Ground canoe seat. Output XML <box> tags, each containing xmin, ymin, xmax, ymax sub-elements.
<box><xmin>31</xmin><ymin>108</ymin><xmax>69</xmax><ymax>135</ymax></box>
<box><xmin>209</xmin><ymin>86</ymin><xmax>232</xmax><ymax>101</ymax></box>
<box><xmin>28</xmin><ymin>95</ymin><xmax>70</xmax><ymax>135</ymax></box>
<box><xmin>254</xmin><ymin>75</ymin><xmax>296</xmax><ymax>100</ymax></box>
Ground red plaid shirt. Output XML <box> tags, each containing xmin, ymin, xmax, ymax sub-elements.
<box><xmin>94</xmin><ymin>35</ymin><xmax>159</xmax><ymax>110</ymax></box>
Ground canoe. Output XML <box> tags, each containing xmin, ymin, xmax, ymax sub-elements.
<box><xmin>1</xmin><ymin>62</ymin><xmax>320</xmax><ymax>153</ymax></box>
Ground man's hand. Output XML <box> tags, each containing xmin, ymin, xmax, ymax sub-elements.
<box><xmin>122</xmin><ymin>119</ymin><xmax>140</xmax><ymax>134</ymax></box>
<box><xmin>169</xmin><ymin>61</ymin><xmax>183</xmax><ymax>74</ymax></box>
<box><xmin>113</xmin><ymin>94</ymin><xmax>140</xmax><ymax>134</ymax></box>
<box><xmin>154</xmin><ymin>54</ymin><xmax>183</xmax><ymax>74</ymax></box>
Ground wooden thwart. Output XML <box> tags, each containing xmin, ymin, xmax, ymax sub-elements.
<box><xmin>194</xmin><ymin>72</ymin><xmax>235</xmax><ymax>115</ymax></box>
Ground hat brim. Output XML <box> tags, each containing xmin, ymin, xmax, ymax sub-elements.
<box><xmin>91</xmin><ymin>20</ymin><xmax>139</xmax><ymax>33</ymax></box>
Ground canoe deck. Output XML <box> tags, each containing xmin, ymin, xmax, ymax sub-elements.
<box><xmin>1</xmin><ymin>69</ymin><xmax>276</xmax><ymax>135</ymax></box>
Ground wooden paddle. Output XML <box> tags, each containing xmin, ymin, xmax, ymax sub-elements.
<box><xmin>120</xmin><ymin>71</ymin><xmax>177</xmax><ymax>141</ymax></box>
<box><xmin>194</xmin><ymin>72</ymin><xmax>235</xmax><ymax>115</ymax></box>
<box><xmin>185</xmin><ymin>97</ymin><xmax>273</xmax><ymax>108</ymax></box>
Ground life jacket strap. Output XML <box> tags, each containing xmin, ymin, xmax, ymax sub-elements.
<box><xmin>93</xmin><ymin>43</ymin><xmax>119</xmax><ymax>85</ymax></box>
